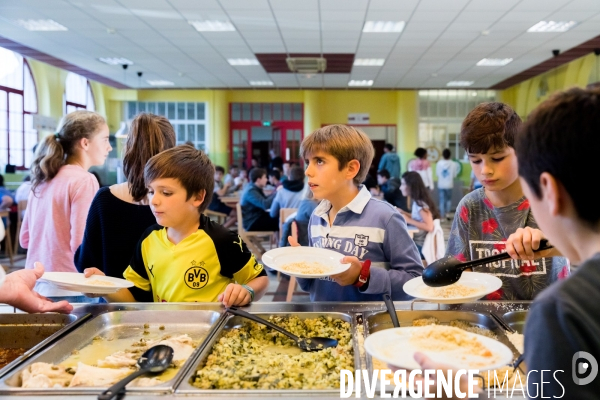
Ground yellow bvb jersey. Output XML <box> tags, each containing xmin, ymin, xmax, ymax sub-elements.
<box><xmin>123</xmin><ymin>214</ymin><xmax>266</xmax><ymax>302</ymax></box>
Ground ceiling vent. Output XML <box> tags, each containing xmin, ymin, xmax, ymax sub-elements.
<box><xmin>286</xmin><ymin>57</ymin><xmax>327</xmax><ymax>74</ymax></box>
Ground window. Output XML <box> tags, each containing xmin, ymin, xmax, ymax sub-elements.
<box><xmin>64</xmin><ymin>72</ymin><xmax>95</xmax><ymax>114</ymax></box>
<box><xmin>418</xmin><ymin>90</ymin><xmax>497</xmax><ymax>162</ymax></box>
<box><xmin>126</xmin><ymin>102</ymin><xmax>208</xmax><ymax>151</ymax></box>
<box><xmin>0</xmin><ymin>46</ymin><xmax>38</xmax><ymax>169</ymax></box>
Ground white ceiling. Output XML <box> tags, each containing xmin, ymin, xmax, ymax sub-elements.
<box><xmin>0</xmin><ymin>0</ymin><xmax>598</xmax><ymax>89</ymax></box>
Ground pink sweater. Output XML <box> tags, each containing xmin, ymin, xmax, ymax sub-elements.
<box><xmin>20</xmin><ymin>165</ymin><xmax>99</xmax><ymax>279</ymax></box>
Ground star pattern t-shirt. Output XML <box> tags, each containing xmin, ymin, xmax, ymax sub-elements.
<box><xmin>447</xmin><ymin>188</ymin><xmax>570</xmax><ymax>300</ymax></box>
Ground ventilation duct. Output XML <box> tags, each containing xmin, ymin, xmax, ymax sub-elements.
<box><xmin>286</xmin><ymin>57</ymin><xmax>327</xmax><ymax>74</ymax></box>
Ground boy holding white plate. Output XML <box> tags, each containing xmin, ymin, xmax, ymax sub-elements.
<box><xmin>84</xmin><ymin>145</ymin><xmax>269</xmax><ymax>307</ymax></box>
<box><xmin>289</xmin><ymin>125</ymin><xmax>423</xmax><ymax>301</ymax></box>
<box><xmin>413</xmin><ymin>87</ymin><xmax>600</xmax><ymax>399</ymax></box>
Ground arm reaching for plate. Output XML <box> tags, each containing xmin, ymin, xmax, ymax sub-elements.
<box><xmin>0</xmin><ymin>262</ymin><xmax>73</xmax><ymax>314</ymax></box>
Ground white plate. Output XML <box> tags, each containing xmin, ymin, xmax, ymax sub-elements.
<box><xmin>0</xmin><ymin>265</ymin><xmax>5</xmax><ymax>290</ymax></box>
<box><xmin>40</xmin><ymin>272</ymin><xmax>134</xmax><ymax>294</ymax></box>
<box><xmin>365</xmin><ymin>326</ymin><xmax>514</xmax><ymax>371</ymax></box>
<box><xmin>403</xmin><ymin>272</ymin><xmax>502</xmax><ymax>304</ymax></box>
<box><xmin>261</xmin><ymin>247</ymin><xmax>351</xmax><ymax>278</ymax></box>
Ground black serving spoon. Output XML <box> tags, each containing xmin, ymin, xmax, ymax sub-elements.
<box><xmin>422</xmin><ymin>239</ymin><xmax>553</xmax><ymax>287</ymax></box>
<box><xmin>226</xmin><ymin>307</ymin><xmax>338</xmax><ymax>351</ymax></box>
<box><xmin>383</xmin><ymin>293</ymin><xmax>400</xmax><ymax>328</ymax></box>
<box><xmin>98</xmin><ymin>345</ymin><xmax>174</xmax><ymax>400</ymax></box>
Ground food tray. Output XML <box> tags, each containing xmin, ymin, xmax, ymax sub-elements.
<box><xmin>0</xmin><ymin>310</ymin><xmax>224</xmax><ymax>395</ymax></box>
<box><xmin>502</xmin><ymin>310</ymin><xmax>527</xmax><ymax>334</ymax></box>
<box><xmin>177</xmin><ymin>311</ymin><xmax>361</xmax><ymax>396</ymax></box>
<box><xmin>0</xmin><ymin>313</ymin><xmax>88</xmax><ymax>379</ymax></box>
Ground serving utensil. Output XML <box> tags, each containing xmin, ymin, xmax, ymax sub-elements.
<box><xmin>98</xmin><ymin>345</ymin><xmax>173</xmax><ymax>400</ymax></box>
<box><xmin>226</xmin><ymin>307</ymin><xmax>338</xmax><ymax>351</ymax></box>
<box><xmin>383</xmin><ymin>294</ymin><xmax>400</xmax><ymax>328</ymax></box>
<box><xmin>489</xmin><ymin>311</ymin><xmax>516</xmax><ymax>333</ymax></box>
<box><xmin>422</xmin><ymin>239</ymin><xmax>552</xmax><ymax>287</ymax></box>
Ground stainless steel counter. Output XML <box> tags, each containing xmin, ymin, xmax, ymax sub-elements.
<box><xmin>0</xmin><ymin>301</ymin><xmax>531</xmax><ymax>399</ymax></box>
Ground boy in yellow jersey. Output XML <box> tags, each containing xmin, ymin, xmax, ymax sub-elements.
<box><xmin>85</xmin><ymin>145</ymin><xmax>269</xmax><ymax>306</ymax></box>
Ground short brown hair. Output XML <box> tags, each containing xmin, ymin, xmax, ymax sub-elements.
<box><xmin>300</xmin><ymin>124</ymin><xmax>374</xmax><ymax>185</ymax></box>
<box><xmin>144</xmin><ymin>144</ymin><xmax>214</xmax><ymax>213</ymax></box>
<box><xmin>124</xmin><ymin>113</ymin><xmax>176</xmax><ymax>202</ymax></box>
<box><xmin>460</xmin><ymin>102</ymin><xmax>522</xmax><ymax>154</ymax></box>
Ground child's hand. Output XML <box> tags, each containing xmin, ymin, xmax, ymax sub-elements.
<box><xmin>329</xmin><ymin>256</ymin><xmax>362</xmax><ymax>286</ymax></box>
<box><xmin>218</xmin><ymin>283</ymin><xmax>252</xmax><ymax>307</ymax></box>
<box><xmin>82</xmin><ymin>268</ymin><xmax>106</xmax><ymax>298</ymax></box>
<box><xmin>505</xmin><ymin>227</ymin><xmax>554</xmax><ymax>260</ymax></box>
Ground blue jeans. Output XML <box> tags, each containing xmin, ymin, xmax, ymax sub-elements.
<box><xmin>439</xmin><ymin>188</ymin><xmax>452</xmax><ymax>217</ymax></box>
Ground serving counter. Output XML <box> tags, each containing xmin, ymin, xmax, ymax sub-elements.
<box><xmin>0</xmin><ymin>301</ymin><xmax>530</xmax><ymax>399</ymax></box>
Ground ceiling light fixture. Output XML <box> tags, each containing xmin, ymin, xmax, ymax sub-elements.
<box><xmin>188</xmin><ymin>20</ymin><xmax>235</xmax><ymax>32</ymax></box>
<box><xmin>228</xmin><ymin>58</ymin><xmax>260</xmax><ymax>66</ymax></box>
<box><xmin>147</xmin><ymin>80</ymin><xmax>175</xmax><ymax>86</ymax></box>
<box><xmin>15</xmin><ymin>19</ymin><xmax>67</xmax><ymax>31</ymax></box>
<box><xmin>98</xmin><ymin>57</ymin><xmax>134</xmax><ymax>66</ymax></box>
<box><xmin>249</xmin><ymin>80</ymin><xmax>274</xmax><ymax>86</ymax></box>
<box><xmin>348</xmin><ymin>80</ymin><xmax>374</xmax><ymax>87</ymax></box>
<box><xmin>363</xmin><ymin>21</ymin><xmax>405</xmax><ymax>33</ymax></box>
<box><xmin>353</xmin><ymin>58</ymin><xmax>385</xmax><ymax>66</ymax></box>
<box><xmin>447</xmin><ymin>81</ymin><xmax>474</xmax><ymax>87</ymax></box>
<box><xmin>527</xmin><ymin>21</ymin><xmax>578</xmax><ymax>32</ymax></box>
<box><xmin>476</xmin><ymin>58</ymin><xmax>513</xmax><ymax>66</ymax></box>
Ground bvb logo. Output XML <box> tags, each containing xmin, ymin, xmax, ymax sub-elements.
<box><xmin>185</xmin><ymin>261</ymin><xmax>209</xmax><ymax>290</ymax></box>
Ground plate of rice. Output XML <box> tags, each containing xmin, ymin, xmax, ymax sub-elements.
<box><xmin>403</xmin><ymin>272</ymin><xmax>502</xmax><ymax>304</ymax></box>
<box><xmin>364</xmin><ymin>324</ymin><xmax>513</xmax><ymax>371</ymax></box>
<box><xmin>40</xmin><ymin>272</ymin><xmax>134</xmax><ymax>294</ymax></box>
<box><xmin>261</xmin><ymin>247</ymin><xmax>351</xmax><ymax>278</ymax></box>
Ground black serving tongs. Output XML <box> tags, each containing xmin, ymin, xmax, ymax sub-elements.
<box><xmin>423</xmin><ymin>239</ymin><xmax>553</xmax><ymax>287</ymax></box>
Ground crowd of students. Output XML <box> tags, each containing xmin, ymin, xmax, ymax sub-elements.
<box><xmin>0</xmin><ymin>87</ymin><xmax>599</xmax><ymax>397</ymax></box>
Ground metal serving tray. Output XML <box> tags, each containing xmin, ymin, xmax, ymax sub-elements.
<box><xmin>502</xmin><ymin>310</ymin><xmax>528</xmax><ymax>334</ymax></box>
<box><xmin>362</xmin><ymin>310</ymin><xmax>521</xmax><ymax>375</ymax></box>
<box><xmin>177</xmin><ymin>311</ymin><xmax>362</xmax><ymax>396</ymax></box>
<box><xmin>0</xmin><ymin>313</ymin><xmax>89</xmax><ymax>379</ymax></box>
<box><xmin>0</xmin><ymin>309</ymin><xmax>224</xmax><ymax>395</ymax></box>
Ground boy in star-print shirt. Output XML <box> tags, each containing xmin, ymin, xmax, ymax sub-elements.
<box><xmin>447</xmin><ymin>102</ymin><xmax>569</xmax><ymax>300</ymax></box>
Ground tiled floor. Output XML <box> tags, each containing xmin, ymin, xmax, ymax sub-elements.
<box><xmin>1</xmin><ymin>215</ymin><xmax>455</xmax><ymax>304</ymax></box>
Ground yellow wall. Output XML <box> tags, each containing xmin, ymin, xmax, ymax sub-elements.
<box><xmin>499</xmin><ymin>53</ymin><xmax>595</xmax><ymax>117</ymax></box>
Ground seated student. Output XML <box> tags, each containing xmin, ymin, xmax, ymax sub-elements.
<box><xmin>290</xmin><ymin>124</ymin><xmax>423</xmax><ymax>301</ymax></box>
<box><xmin>0</xmin><ymin>174</ymin><xmax>15</xmax><ymax>209</ymax></box>
<box><xmin>270</xmin><ymin>165</ymin><xmax>305</xmax><ymax>219</ymax></box>
<box><xmin>398</xmin><ymin>171</ymin><xmax>440</xmax><ymax>259</ymax></box>
<box><xmin>240</xmin><ymin>168</ymin><xmax>278</xmax><ymax>232</ymax></box>
<box><xmin>415</xmin><ymin>87</ymin><xmax>600</xmax><ymax>399</ymax></box>
<box><xmin>234</xmin><ymin>169</ymin><xmax>248</xmax><ymax>189</ymax></box>
<box><xmin>377</xmin><ymin>169</ymin><xmax>391</xmax><ymax>192</ymax></box>
<box><xmin>447</xmin><ymin>102</ymin><xmax>568</xmax><ymax>301</ymax></box>
<box><xmin>267</xmin><ymin>169</ymin><xmax>282</xmax><ymax>190</ymax></box>
<box><xmin>223</xmin><ymin>164</ymin><xmax>240</xmax><ymax>191</ymax></box>
<box><xmin>85</xmin><ymin>145</ymin><xmax>268</xmax><ymax>306</ymax></box>
<box><xmin>208</xmin><ymin>166</ymin><xmax>237</xmax><ymax>228</ymax></box>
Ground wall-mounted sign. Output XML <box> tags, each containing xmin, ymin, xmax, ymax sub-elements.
<box><xmin>32</xmin><ymin>114</ymin><xmax>58</xmax><ymax>132</ymax></box>
<box><xmin>348</xmin><ymin>113</ymin><xmax>370</xmax><ymax>124</ymax></box>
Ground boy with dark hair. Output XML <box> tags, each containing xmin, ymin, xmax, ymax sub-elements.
<box><xmin>447</xmin><ymin>102</ymin><xmax>567</xmax><ymax>300</ymax></box>
<box><xmin>436</xmin><ymin>148</ymin><xmax>459</xmax><ymax>220</ymax></box>
<box><xmin>290</xmin><ymin>124</ymin><xmax>422</xmax><ymax>301</ymax></box>
<box><xmin>376</xmin><ymin>169</ymin><xmax>390</xmax><ymax>193</ymax></box>
<box><xmin>85</xmin><ymin>145</ymin><xmax>268</xmax><ymax>306</ymax></box>
<box><xmin>268</xmin><ymin>169</ymin><xmax>282</xmax><ymax>188</ymax></box>
<box><xmin>378</xmin><ymin>143</ymin><xmax>400</xmax><ymax>179</ymax></box>
<box><xmin>416</xmin><ymin>87</ymin><xmax>600</xmax><ymax>399</ymax></box>
<box><xmin>240</xmin><ymin>167</ymin><xmax>278</xmax><ymax>232</ymax></box>
<box><xmin>270</xmin><ymin>165</ymin><xmax>305</xmax><ymax>218</ymax></box>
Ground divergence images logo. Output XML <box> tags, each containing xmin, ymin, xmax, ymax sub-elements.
<box><xmin>573</xmin><ymin>351</ymin><xmax>598</xmax><ymax>386</ymax></box>
<box><xmin>185</xmin><ymin>261</ymin><xmax>209</xmax><ymax>290</ymax></box>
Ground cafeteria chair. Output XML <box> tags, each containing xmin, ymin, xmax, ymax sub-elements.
<box><xmin>14</xmin><ymin>200</ymin><xmax>27</xmax><ymax>255</ymax></box>
<box><xmin>203</xmin><ymin>209</ymin><xmax>228</xmax><ymax>225</ymax></box>
<box><xmin>276</xmin><ymin>208</ymin><xmax>298</xmax><ymax>279</ymax></box>
<box><xmin>236</xmin><ymin>203</ymin><xmax>277</xmax><ymax>261</ymax></box>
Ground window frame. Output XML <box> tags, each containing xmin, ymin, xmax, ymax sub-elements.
<box><xmin>64</xmin><ymin>74</ymin><xmax>95</xmax><ymax>114</ymax></box>
<box><xmin>0</xmin><ymin>58</ymin><xmax>38</xmax><ymax>170</ymax></box>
